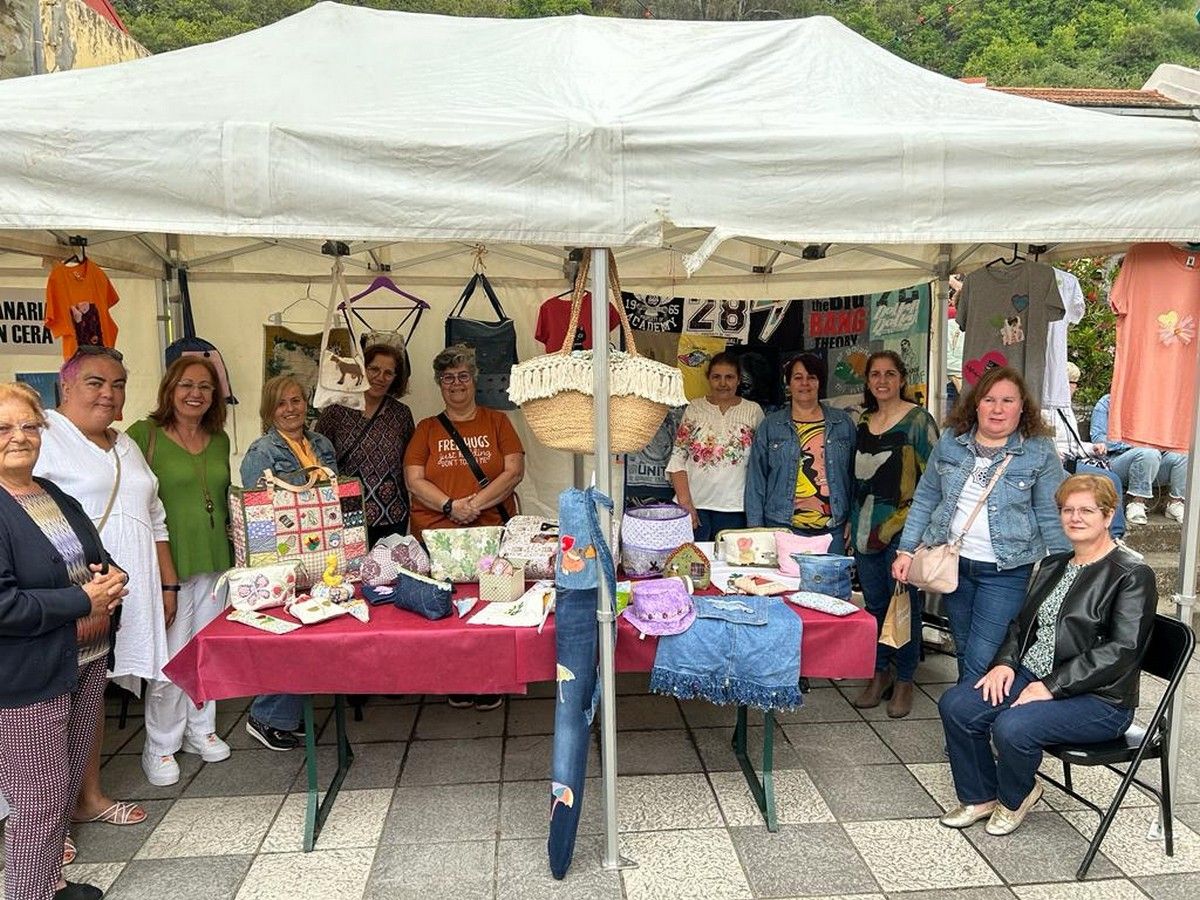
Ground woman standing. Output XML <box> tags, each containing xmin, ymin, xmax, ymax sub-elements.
<box><xmin>745</xmin><ymin>354</ymin><xmax>855</xmax><ymax>553</ymax></box>
<box><xmin>126</xmin><ymin>357</ymin><xmax>233</xmax><ymax>785</ymax></box>
<box><xmin>0</xmin><ymin>382</ymin><xmax>127</xmax><ymax>900</ymax></box>
<box><xmin>893</xmin><ymin>366</ymin><xmax>1070</xmax><ymax>686</ymax></box>
<box><xmin>851</xmin><ymin>352</ymin><xmax>939</xmax><ymax>717</ymax></box>
<box><xmin>239</xmin><ymin>375</ymin><xmax>337</xmax><ymax>751</ymax></box>
<box><xmin>666</xmin><ymin>352</ymin><xmax>763</xmax><ymax>541</ymax></box>
<box><xmin>35</xmin><ymin>348</ymin><xmax>165</xmax><ymax>827</ymax></box>
<box><xmin>316</xmin><ymin>342</ymin><xmax>416</xmax><ymax>544</ymax></box>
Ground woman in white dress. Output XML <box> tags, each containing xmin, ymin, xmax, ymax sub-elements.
<box><xmin>34</xmin><ymin>347</ymin><xmax>178</xmax><ymax>829</ymax></box>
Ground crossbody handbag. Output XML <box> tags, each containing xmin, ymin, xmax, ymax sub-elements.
<box><xmin>437</xmin><ymin>413</ymin><xmax>512</xmax><ymax>524</ymax></box>
<box><xmin>907</xmin><ymin>454</ymin><xmax>1012</xmax><ymax>594</ymax></box>
<box><xmin>1055</xmin><ymin>408</ymin><xmax>1111</xmax><ymax>473</ymax></box>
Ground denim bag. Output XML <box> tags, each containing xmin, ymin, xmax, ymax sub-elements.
<box><xmin>392</xmin><ymin>569</ymin><xmax>453</xmax><ymax>619</ymax></box>
<box><xmin>793</xmin><ymin>553</ymin><xmax>855</xmax><ymax>601</ymax></box>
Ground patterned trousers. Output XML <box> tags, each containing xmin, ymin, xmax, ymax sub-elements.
<box><xmin>0</xmin><ymin>659</ymin><xmax>107</xmax><ymax>900</ymax></box>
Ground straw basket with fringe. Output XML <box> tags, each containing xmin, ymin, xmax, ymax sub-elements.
<box><xmin>508</xmin><ymin>251</ymin><xmax>686</xmax><ymax>454</ymax></box>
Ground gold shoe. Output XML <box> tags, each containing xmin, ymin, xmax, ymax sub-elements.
<box><xmin>938</xmin><ymin>800</ymin><xmax>997</xmax><ymax>828</ymax></box>
<box><xmin>985</xmin><ymin>782</ymin><xmax>1044</xmax><ymax>835</ymax></box>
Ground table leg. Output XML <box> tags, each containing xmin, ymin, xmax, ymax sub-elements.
<box><xmin>730</xmin><ymin>705</ymin><xmax>778</xmax><ymax>832</ymax></box>
<box><xmin>302</xmin><ymin>695</ymin><xmax>356</xmax><ymax>852</ymax></box>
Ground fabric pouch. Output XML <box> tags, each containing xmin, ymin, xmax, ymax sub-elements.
<box><xmin>424</xmin><ymin>525</ymin><xmax>504</xmax><ymax>583</ymax></box>
<box><xmin>289</xmin><ymin>596</ymin><xmax>349</xmax><ymax>625</ymax></box>
<box><xmin>214</xmin><ymin>560</ymin><xmax>306</xmax><ymax>611</ymax></box>
<box><xmin>499</xmin><ymin>515</ymin><xmax>558</xmax><ymax>580</ymax></box>
<box><xmin>793</xmin><ymin>553</ymin><xmax>855</xmax><ymax>601</ymax></box>
<box><xmin>775</xmin><ymin>531</ymin><xmax>834</xmax><ymax>575</ymax></box>
<box><xmin>716</xmin><ymin>527</ymin><xmax>787</xmax><ymax>566</ymax></box>
<box><xmin>393</xmin><ymin>569</ymin><xmax>453</xmax><ymax>620</ymax></box>
<box><xmin>730</xmin><ymin>574</ymin><xmax>791</xmax><ymax>596</ymax></box>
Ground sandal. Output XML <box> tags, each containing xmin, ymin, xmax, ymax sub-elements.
<box><xmin>63</xmin><ymin>832</ymin><xmax>77</xmax><ymax>866</ymax></box>
<box><xmin>70</xmin><ymin>800</ymin><xmax>146</xmax><ymax>826</ymax></box>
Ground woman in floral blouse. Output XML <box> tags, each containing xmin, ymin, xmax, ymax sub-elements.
<box><xmin>667</xmin><ymin>352</ymin><xmax>764</xmax><ymax>541</ymax></box>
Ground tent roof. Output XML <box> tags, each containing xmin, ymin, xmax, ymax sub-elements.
<box><xmin>2</xmin><ymin>3</ymin><xmax>1199</xmax><ymax>257</ymax></box>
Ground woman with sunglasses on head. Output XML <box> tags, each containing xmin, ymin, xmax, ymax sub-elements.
<box><xmin>316</xmin><ymin>342</ymin><xmax>416</xmax><ymax>544</ymax></box>
<box><xmin>404</xmin><ymin>345</ymin><xmax>525</xmax><ymax>712</ymax></box>
<box><xmin>125</xmin><ymin>357</ymin><xmax>233</xmax><ymax>786</ymax></box>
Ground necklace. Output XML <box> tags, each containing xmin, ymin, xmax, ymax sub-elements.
<box><xmin>170</xmin><ymin>425</ymin><xmax>214</xmax><ymax>528</ymax></box>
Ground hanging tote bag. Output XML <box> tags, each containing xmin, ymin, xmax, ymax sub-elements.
<box><xmin>314</xmin><ymin>259</ymin><xmax>369</xmax><ymax>411</ymax></box>
<box><xmin>879</xmin><ymin>582</ymin><xmax>912</xmax><ymax>649</ymax></box>
<box><xmin>445</xmin><ymin>272</ymin><xmax>518</xmax><ymax>410</ymax></box>
<box><xmin>507</xmin><ymin>250</ymin><xmax>687</xmax><ymax>454</ymax></box>
<box><xmin>228</xmin><ymin>466</ymin><xmax>368</xmax><ymax>587</ymax></box>
<box><xmin>907</xmin><ymin>455</ymin><xmax>1012</xmax><ymax>594</ymax></box>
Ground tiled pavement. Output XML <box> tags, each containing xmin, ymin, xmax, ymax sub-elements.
<box><xmin>4</xmin><ymin>649</ymin><xmax>1200</xmax><ymax>899</ymax></box>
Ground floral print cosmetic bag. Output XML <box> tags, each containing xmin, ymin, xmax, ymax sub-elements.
<box><xmin>423</xmin><ymin>526</ymin><xmax>504</xmax><ymax>583</ymax></box>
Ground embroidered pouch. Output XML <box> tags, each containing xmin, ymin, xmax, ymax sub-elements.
<box><xmin>715</xmin><ymin>527</ymin><xmax>788</xmax><ymax>567</ymax></box>
<box><xmin>423</xmin><ymin>526</ymin><xmax>504</xmax><ymax>583</ymax></box>
<box><xmin>499</xmin><ymin>515</ymin><xmax>558</xmax><ymax>580</ymax></box>
<box><xmin>214</xmin><ymin>560</ymin><xmax>307</xmax><ymax>612</ymax></box>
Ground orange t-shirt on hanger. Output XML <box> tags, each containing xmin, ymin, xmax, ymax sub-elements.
<box><xmin>44</xmin><ymin>259</ymin><xmax>120</xmax><ymax>359</ymax></box>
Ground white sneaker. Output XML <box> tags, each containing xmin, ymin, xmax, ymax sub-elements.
<box><xmin>142</xmin><ymin>751</ymin><xmax>180</xmax><ymax>786</ymax></box>
<box><xmin>1166</xmin><ymin>499</ymin><xmax>1185</xmax><ymax>523</ymax></box>
<box><xmin>181</xmin><ymin>732</ymin><xmax>232</xmax><ymax>763</ymax></box>
<box><xmin>1126</xmin><ymin>500</ymin><xmax>1148</xmax><ymax>525</ymax></box>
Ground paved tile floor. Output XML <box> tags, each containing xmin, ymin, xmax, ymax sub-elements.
<box><xmin>3</xmin><ymin>649</ymin><xmax>1200</xmax><ymax>899</ymax></box>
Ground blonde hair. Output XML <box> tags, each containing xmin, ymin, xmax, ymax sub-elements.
<box><xmin>259</xmin><ymin>375</ymin><xmax>306</xmax><ymax>433</ymax></box>
<box><xmin>0</xmin><ymin>382</ymin><xmax>48</xmax><ymax>427</ymax></box>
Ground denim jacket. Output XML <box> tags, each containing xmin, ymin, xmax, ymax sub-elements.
<box><xmin>897</xmin><ymin>428</ymin><xmax>1070</xmax><ymax>570</ymax></box>
<box><xmin>744</xmin><ymin>404</ymin><xmax>856</xmax><ymax>530</ymax></box>
<box><xmin>239</xmin><ymin>428</ymin><xmax>338</xmax><ymax>487</ymax></box>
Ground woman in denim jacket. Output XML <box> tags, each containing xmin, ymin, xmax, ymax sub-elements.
<box><xmin>744</xmin><ymin>355</ymin><xmax>855</xmax><ymax>553</ymax></box>
<box><xmin>893</xmin><ymin>366</ymin><xmax>1069</xmax><ymax>686</ymax></box>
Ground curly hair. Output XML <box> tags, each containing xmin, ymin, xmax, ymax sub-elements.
<box><xmin>945</xmin><ymin>365</ymin><xmax>1052</xmax><ymax>439</ymax></box>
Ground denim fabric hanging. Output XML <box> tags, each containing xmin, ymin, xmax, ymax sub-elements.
<box><xmin>650</xmin><ymin>595</ymin><xmax>804</xmax><ymax>711</ymax></box>
<box><xmin>548</xmin><ymin>486</ymin><xmax>615</xmax><ymax>880</ymax></box>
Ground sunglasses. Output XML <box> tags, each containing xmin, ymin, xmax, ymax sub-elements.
<box><xmin>71</xmin><ymin>345</ymin><xmax>124</xmax><ymax>362</ymax></box>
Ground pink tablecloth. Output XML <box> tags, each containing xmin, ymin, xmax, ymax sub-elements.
<box><xmin>164</xmin><ymin>590</ymin><xmax>878</xmax><ymax>705</ymax></box>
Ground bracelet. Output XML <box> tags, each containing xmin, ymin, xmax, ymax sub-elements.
<box><xmin>161</xmin><ymin>583</ymin><xmax>181</xmax><ymax>593</ymax></box>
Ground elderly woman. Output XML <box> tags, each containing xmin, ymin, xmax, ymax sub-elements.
<box><xmin>744</xmin><ymin>354</ymin><xmax>855</xmax><ymax>552</ymax></box>
<box><xmin>666</xmin><ymin>351</ymin><xmax>764</xmax><ymax>541</ymax></box>
<box><xmin>316</xmin><ymin>342</ymin><xmax>416</xmax><ymax>544</ymax></box>
<box><xmin>937</xmin><ymin>474</ymin><xmax>1156</xmax><ymax>835</ymax></box>
<box><xmin>1</xmin><ymin>381</ymin><xmax>127</xmax><ymax>900</ymax></box>
<box><xmin>894</xmin><ymin>366</ymin><xmax>1070</xmax><ymax>686</ymax></box>
<box><xmin>404</xmin><ymin>345</ymin><xmax>524</xmax><ymax>712</ymax></box>
<box><xmin>126</xmin><ymin>357</ymin><xmax>233</xmax><ymax>785</ymax></box>
<box><xmin>239</xmin><ymin>375</ymin><xmax>337</xmax><ymax>751</ymax></box>
<box><xmin>36</xmin><ymin>347</ymin><xmax>170</xmax><ymax>827</ymax></box>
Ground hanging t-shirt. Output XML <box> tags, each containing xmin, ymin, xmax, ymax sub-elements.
<box><xmin>676</xmin><ymin>334</ymin><xmax>729</xmax><ymax>400</ymax></box>
<box><xmin>44</xmin><ymin>259</ymin><xmax>120</xmax><ymax>359</ymax></box>
<box><xmin>534</xmin><ymin>292</ymin><xmax>620</xmax><ymax>351</ymax></box>
<box><xmin>1042</xmin><ymin>269</ymin><xmax>1086</xmax><ymax>410</ymax></box>
<box><xmin>1108</xmin><ymin>243</ymin><xmax>1200</xmax><ymax>450</ymax></box>
<box><xmin>790</xmin><ymin>420</ymin><xmax>831</xmax><ymax>530</ymax></box>
<box><xmin>956</xmin><ymin>261</ymin><xmax>1064</xmax><ymax>401</ymax></box>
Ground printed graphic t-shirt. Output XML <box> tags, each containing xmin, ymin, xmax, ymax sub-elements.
<box><xmin>535</xmin><ymin>293</ymin><xmax>620</xmax><ymax>351</ymax></box>
<box><xmin>791</xmin><ymin>420</ymin><xmax>831</xmax><ymax>530</ymax></box>
<box><xmin>404</xmin><ymin>407</ymin><xmax>525</xmax><ymax>540</ymax></box>
<box><xmin>44</xmin><ymin>259</ymin><xmax>120</xmax><ymax>359</ymax></box>
<box><xmin>1108</xmin><ymin>243</ymin><xmax>1200</xmax><ymax>450</ymax></box>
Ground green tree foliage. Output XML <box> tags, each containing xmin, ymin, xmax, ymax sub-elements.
<box><xmin>1063</xmin><ymin>257</ymin><xmax>1119</xmax><ymax>410</ymax></box>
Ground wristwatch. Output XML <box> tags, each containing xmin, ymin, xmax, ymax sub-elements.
<box><xmin>442</xmin><ymin>498</ymin><xmax>454</xmax><ymax>516</ymax></box>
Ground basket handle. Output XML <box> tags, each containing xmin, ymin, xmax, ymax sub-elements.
<box><xmin>557</xmin><ymin>250</ymin><xmax>641</xmax><ymax>358</ymax></box>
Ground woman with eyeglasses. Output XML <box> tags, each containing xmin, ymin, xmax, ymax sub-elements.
<box><xmin>0</xmin><ymin>381</ymin><xmax>127</xmax><ymax>900</ymax></box>
<box><xmin>937</xmin><ymin>474</ymin><xmax>1156</xmax><ymax>837</ymax></box>
<box><xmin>124</xmin><ymin>358</ymin><xmax>233</xmax><ymax>786</ymax></box>
<box><xmin>315</xmin><ymin>342</ymin><xmax>416</xmax><ymax>544</ymax></box>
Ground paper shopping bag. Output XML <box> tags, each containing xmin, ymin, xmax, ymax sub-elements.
<box><xmin>879</xmin><ymin>583</ymin><xmax>912</xmax><ymax>649</ymax></box>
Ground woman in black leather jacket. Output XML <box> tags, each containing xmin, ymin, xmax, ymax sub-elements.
<box><xmin>936</xmin><ymin>473</ymin><xmax>1156</xmax><ymax>837</ymax></box>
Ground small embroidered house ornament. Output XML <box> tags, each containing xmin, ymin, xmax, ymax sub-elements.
<box><xmin>665</xmin><ymin>542</ymin><xmax>711</xmax><ymax>590</ymax></box>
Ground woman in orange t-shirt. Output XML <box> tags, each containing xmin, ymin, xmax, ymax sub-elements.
<box><xmin>403</xmin><ymin>344</ymin><xmax>525</xmax><ymax>543</ymax></box>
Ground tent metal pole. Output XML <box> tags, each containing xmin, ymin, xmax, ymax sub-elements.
<box><xmin>591</xmin><ymin>248</ymin><xmax>627</xmax><ymax>870</ymax></box>
<box><xmin>929</xmin><ymin>245</ymin><xmax>951</xmax><ymax>423</ymax></box>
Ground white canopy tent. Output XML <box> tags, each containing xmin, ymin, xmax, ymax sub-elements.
<box><xmin>3</xmin><ymin>1</ymin><xmax>1200</xmax><ymax>869</ymax></box>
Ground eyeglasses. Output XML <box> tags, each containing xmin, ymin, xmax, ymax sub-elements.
<box><xmin>177</xmin><ymin>380</ymin><xmax>215</xmax><ymax>394</ymax></box>
<box><xmin>0</xmin><ymin>422</ymin><xmax>44</xmax><ymax>442</ymax></box>
<box><xmin>71</xmin><ymin>345</ymin><xmax>124</xmax><ymax>362</ymax></box>
<box><xmin>1059</xmin><ymin>506</ymin><xmax>1103</xmax><ymax>517</ymax></box>
<box><xmin>367</xmin><ymin>365</ymin><xmax>396</xmax><ymax>379</ymax></box>
<box><xmin>438</xmin><ymin>372</ymin><xmax>473</xmax><ymax>385</ymax></box>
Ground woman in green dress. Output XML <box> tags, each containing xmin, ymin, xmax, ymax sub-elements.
<box><xmin>126</xmin><ymin>357</ymin><xmax>233</xmax><ymax>787</ymax></box>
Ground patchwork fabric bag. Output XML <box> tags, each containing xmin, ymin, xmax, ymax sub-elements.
<box><xmin>715</xmin><ymin>528</ymin><xmax>788</xmax><ymax>567</ymax></box>
<box><xmin>359</xmin><ymin>533</ymin><xmax>430</xmax><ymax>585</ymax></box>
<box><xmin>793</xmin><ymin>553</ymin><xmax>855</xmax><ymax>601</ymax></box>
<box><xmin>499</xmin><ymin>515</ymin><xmax>558</xmax><ymax>580</ymax></box>
<box><xmin>229</xmin><ymin>466</ymin><xmax>368</xmax><ymax>588</ymax></box>
<box><xmin>423</xmin><ymin>525</ymin><xmax>504</xmax><ymax>583</ymax></box>
<box><xmin>213</xmin><ymin>560</ymin><xmax>307</xmax><ymax>612</ymax></box>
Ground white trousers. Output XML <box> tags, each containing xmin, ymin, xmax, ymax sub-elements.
<box><xmin>143</xmin><ymin>571</ymin><xmax>222</xmax><ymax>757</ymax></box>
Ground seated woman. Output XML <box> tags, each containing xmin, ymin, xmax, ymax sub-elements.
<box><xmin>937</xmin><ymin>473</ymin><xmax>1157</xmax><ymax>836</ymax></box>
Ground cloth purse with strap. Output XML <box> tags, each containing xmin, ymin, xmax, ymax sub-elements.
<box><xmin>314</xmin><ymin>259</ymin><xmax>369</xmax><ymax>411</ymax></box>
<box><xmin>437</xmin><ymin>413</ymin><xmax>512</xmax><ymax>524</ymax></box>
<box><xmin>445</xmin><ymin>272</ymin><xmax>518</xmax><ymax>410</ymax></box>
<box><xmin>907</xmin><ymin>454</ymin><xmax>1012</xmax><ymax>594</ymax></box>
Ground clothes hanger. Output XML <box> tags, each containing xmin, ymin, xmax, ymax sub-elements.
<box><xmin>63</xmin><ymin>235</ymin><xmax>88</xmax><ymax>267</ymax></box>
<box><xmin>267</xmin><ymin>283</ymin><xmax>327</xmax><ymax>326</ymax></box>
<box><xmin>986</xmin><ymin>243</ymin><xmax>1024</xmax><ymax>268</ymax></box>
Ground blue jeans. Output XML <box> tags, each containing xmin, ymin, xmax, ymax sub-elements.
<box><xmin>251</xmin><ymin>693</ymin><xmax>303</xmax><ymax>731</ymax></box>
<box><xmin>1109</xmin><ymin>448</ymin><xmax>1188</xmax><ymax>500</ymax></box>
<box><xmin>1075</xmin><ymin>462</ymin><xmax>1126</xmax><ymax>538</ymax></box>
<box><xmin>939</xmin><ymin>666</ymin><xmax>1134</xmax><ymax>809</ymax></box>
<box><xmin>943</xmin><ymin>558</ymin><xmax>1032</xmax><ymax>686</ymax></box>
<box><xmin>548</xmin><ymin>486</ymin><xmax>614</xmax><ymax>880</ymax></box>
<box><xmin>696</xmin><ymin>509</ymin><xmax>745</xmax><ymax>542</ymax></box>
<box><xmin>856</xmin><ymin>542</ymin><xmax>923</xmax><ymax>681</ymax></box>
<box><xmin>791</xmin><ymin>524</ymin><xmax>845</xmax><ymax>555</ymax></box>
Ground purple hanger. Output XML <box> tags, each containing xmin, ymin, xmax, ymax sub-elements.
<box><xmin>342</xmin><ymin>276</ymin><xmax>430</xmax><ymax>310</ymax></box>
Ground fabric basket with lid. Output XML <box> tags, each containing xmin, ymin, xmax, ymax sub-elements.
<box><xmin>620</xmin><ymin>503</ymin><xmax>694</xmax><ymax>579</ymax></box>
<box><xmin>506</xmin><ymin>250</ymin><xmax>687</xmax><ymax>454</ymax></box>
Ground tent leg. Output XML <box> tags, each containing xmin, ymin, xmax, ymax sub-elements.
<box><xmin>929</xmin><ymin>244</ymin><xmax>951</xmax><ymax>423</ymax></box>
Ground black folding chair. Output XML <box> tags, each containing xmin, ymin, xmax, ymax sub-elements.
<box><xmin>1036</xmin><ymin>613</ymin><xmax>1195</xmax><ymax>880</ymax></box>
